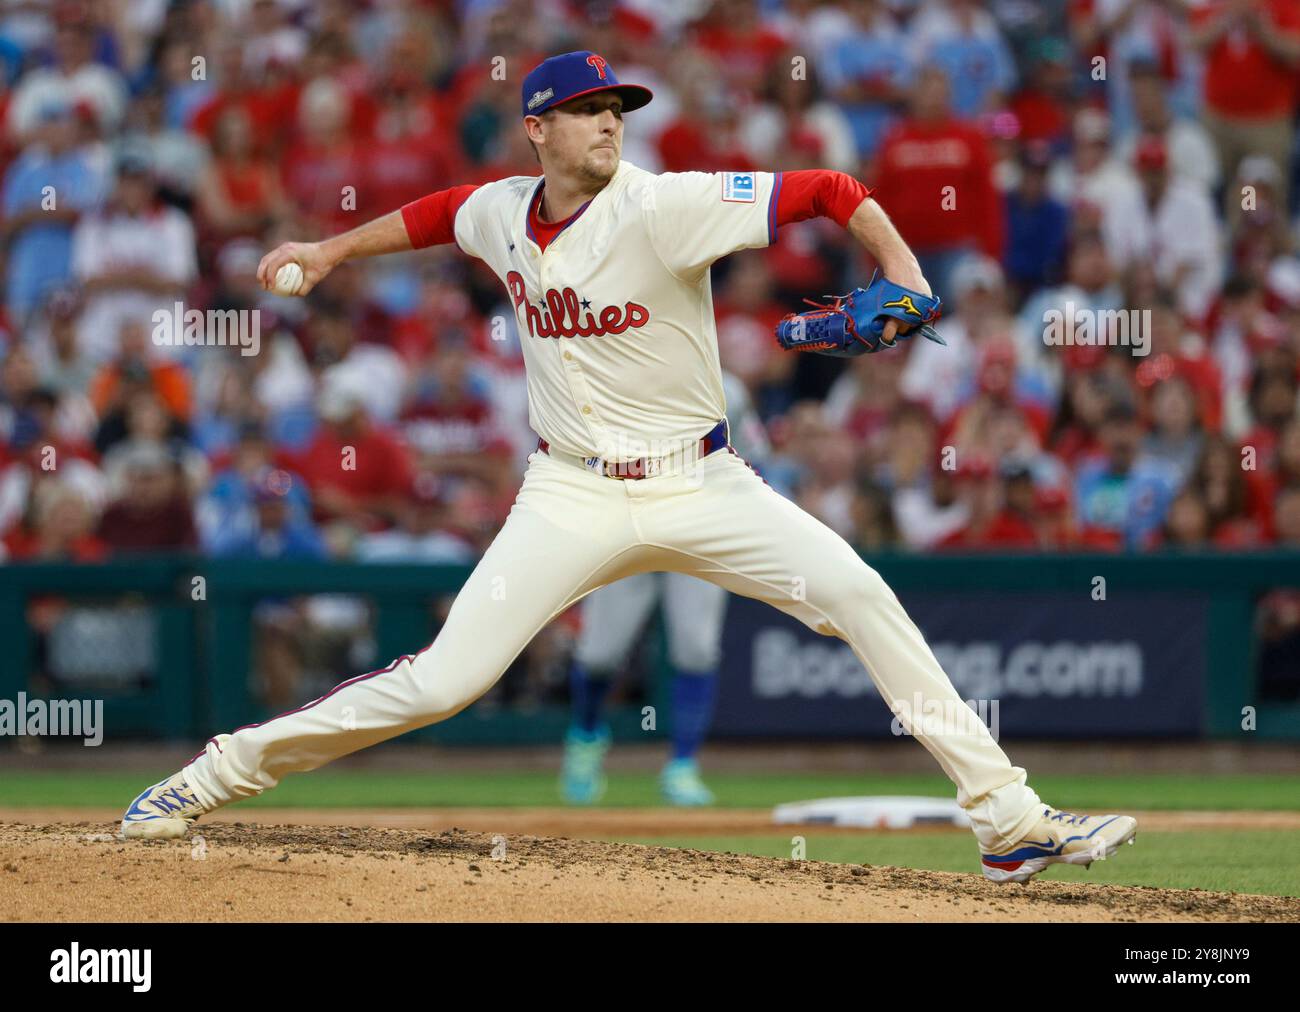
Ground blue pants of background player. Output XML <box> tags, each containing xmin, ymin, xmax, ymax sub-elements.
<box><xmin>563</xmin><ymin>571</ymin><xmax>727</xmax><ymax>805</ymax></box>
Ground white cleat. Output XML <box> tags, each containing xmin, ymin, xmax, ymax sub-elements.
<box><xmin>120</xmin><ymin>771</ymin><xmax>208</xmax><ymax>840</ymax></box>
<box><xmin>980</xmin><ymin>806</ymin><xmax>1138</xmax><ymax>884</ymax></box>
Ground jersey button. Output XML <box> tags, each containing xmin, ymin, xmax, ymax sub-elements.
<box><xmin>582</xmin><ymin>405</ymin><xmax>592</xmax><ymax>415</ymax></box>
<box><xmin>563</xmin><ymin>351</ymin><xmax>573</xmax><ymax>361</ymax></box>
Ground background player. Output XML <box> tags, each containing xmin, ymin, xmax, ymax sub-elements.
<box><xmin>562</xmin><ymin>370</ymin><xmax>769</xmax><ymax>806</ymax></box>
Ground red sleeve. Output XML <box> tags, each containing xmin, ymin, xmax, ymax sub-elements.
<box><xmin>400</xmin><ymin>184</ymin><xmax>481</xmax><ymax>249</ymax></box>
<box><xmin>775</xmin><ymin>170</ymin><xmax>873</xmax><ymax>230</ymax></box>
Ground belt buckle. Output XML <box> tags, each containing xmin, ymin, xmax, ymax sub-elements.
<box><xmin>608</xmin><ymin>457</ymin><xmax>647</xmax><ymax>480</ymax></box>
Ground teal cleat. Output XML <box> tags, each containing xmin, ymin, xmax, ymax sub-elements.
<box><xmin>660</xmin><ymin>758</ymin><xmax>715</xmax><ymax>807</ymax></box>
<box><xmin>560</xmin><ymin>725</ymin><xmax>611</xmax><ymax>805</ymax></box>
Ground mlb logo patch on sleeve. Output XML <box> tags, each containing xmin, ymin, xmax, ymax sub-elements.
<box><xmin>721</xmin><ymin>172</ymin><xmax>756</xmax><ymax>203</ymax></box>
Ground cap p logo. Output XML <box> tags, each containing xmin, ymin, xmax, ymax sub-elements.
<box><xmin>520</xmin><ymin>50</ymin><xmax>652</xmax><ymax>119</ymax></box>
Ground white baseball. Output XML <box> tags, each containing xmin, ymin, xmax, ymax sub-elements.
<box><xmin>273</xmin><ymin>261</ymin><xmax>305</xmax><ymax>296</ymax></box>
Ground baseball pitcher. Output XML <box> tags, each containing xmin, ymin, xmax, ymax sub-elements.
<box><xmin>120</xmin><ymin>51</ymin><xmax>1137</xmax><ymax>883</ymax></box>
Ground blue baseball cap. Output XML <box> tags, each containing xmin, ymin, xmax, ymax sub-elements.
<box><xmin>521</xmin><ymin>51</ymin><xmax>653</xmax><ymax>119</ymax></box>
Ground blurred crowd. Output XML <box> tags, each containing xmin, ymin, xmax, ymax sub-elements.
<box><xmin>1</xmin><ymin>0</ymin><xmax>1300</xmax><ymax>570</ymax></box>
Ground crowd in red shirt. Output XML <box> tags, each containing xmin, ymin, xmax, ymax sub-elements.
<box><xmin>0</xmin><ymin>0</ymin><xmax>1297</xmax><ymax>573</ymax></box>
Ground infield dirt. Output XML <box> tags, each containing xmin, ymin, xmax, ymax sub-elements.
<box><xmin>2</xmin><ymin>818</ymin><xmax>1297</xmax><ymax>922</ymax></box>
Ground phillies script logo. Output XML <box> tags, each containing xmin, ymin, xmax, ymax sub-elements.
<box><xmin>587</xmin><ymin>54</ymin><xmax>608</xmax><ymax>79</ymax></box>
<box><xmin>507</xmin><ymin>271</ymin><xmax>649</xmax><ymax>338</ymax></box>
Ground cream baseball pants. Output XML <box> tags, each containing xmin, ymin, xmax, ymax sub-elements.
<box><xmin>185</xmin><ymin>445</ymin><xmax>1043</xmax><ymax>851</ymax></box>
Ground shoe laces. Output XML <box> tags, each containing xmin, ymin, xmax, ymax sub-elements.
<box><xmin>1046</xmin><ymin>808</ymin><xmax>1089</xmax><ymax>826</ymax></box>
<box><xmin>147</xmin><ymin>779</ymin><xmax>201</xmax><ymax>816</ymax></box>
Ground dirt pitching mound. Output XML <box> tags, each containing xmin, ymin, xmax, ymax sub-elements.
<box><xmin>2</xmin><ymin>821</ymin><xmax>1296</xmax><ymax>922</ymax></box>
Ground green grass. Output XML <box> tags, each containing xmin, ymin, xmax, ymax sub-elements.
<box><xmin>1</xmin><ymin>770</ymin><xmax>1297</xmax><ymax>811</ymax></box>
<box><xmin>611</xmin><ymin>831</ymin><xmax>1300</xmax><ymax>897</ymax></box>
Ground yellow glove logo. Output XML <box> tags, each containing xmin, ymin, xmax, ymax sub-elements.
<box><xmin>882</xmin><ymin>294</ymin><xmax>923</xmax><ymax>317</ymax></box>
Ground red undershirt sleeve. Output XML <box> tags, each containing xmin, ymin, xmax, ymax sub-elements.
<box><xmin>774</xmin><ymin>169</ymin><xmax>873</xmax><ymax>230</ymax></box>
<box><xmin>400</xmin><ymin>184</ymin><xmax>481</xmax><ymax>249</ymax></box>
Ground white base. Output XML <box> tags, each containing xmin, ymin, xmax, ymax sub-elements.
<box><xmin>772</xmin><ymin>796</ymin><xmax>970</xmax><ymax>830</ymax></box>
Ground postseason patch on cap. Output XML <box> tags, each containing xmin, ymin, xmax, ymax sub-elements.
<box><xmin>721</xmin><ymin>172</ymin><xmax>756</xmax><ymax>203</ymax></box>
<box><xmin>526</xmin><ymin>87</ymin><xmax>555</xmax><ymax>111</ymax></box>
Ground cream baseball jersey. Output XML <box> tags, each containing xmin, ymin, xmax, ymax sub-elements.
<box><xmin>451</xmin><ymin>161</ymin><xmax>781</xmax><ymax>462</ymax></box>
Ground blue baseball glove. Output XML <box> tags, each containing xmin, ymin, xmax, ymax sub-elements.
<box><xmin>774</xmin><ymin>271</ymin><xmax>946</xmax><ymax>358</ymax></box>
